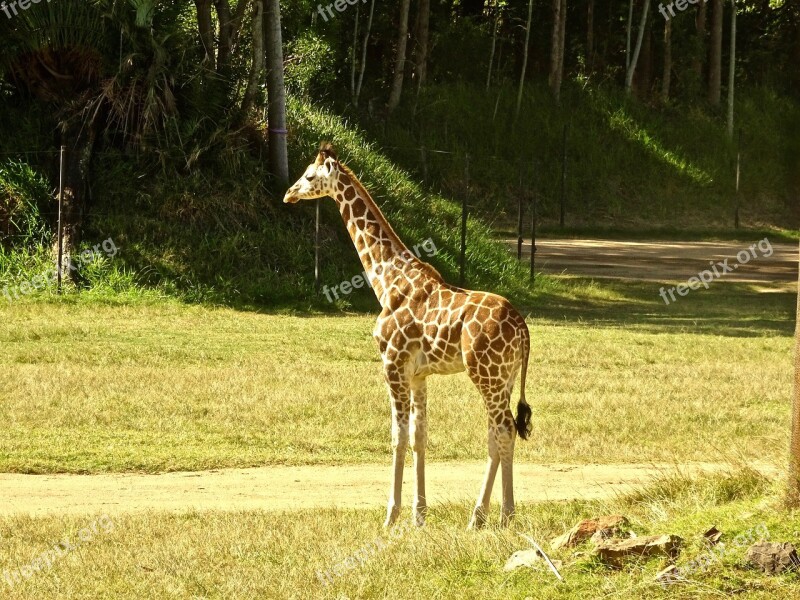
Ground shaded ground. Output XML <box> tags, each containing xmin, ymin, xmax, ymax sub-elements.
<box><xmin>504</xmin><ymin>238</ymin><xmax>797</xmax><ymax>282</ymax></box>
<box><xmin>0</xmin><ymin>462</ymin><xmax>777</xmax><ymax>517</ymax></box>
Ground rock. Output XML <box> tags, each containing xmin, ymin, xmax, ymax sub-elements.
<box><xmin>745</xmin><ymin>542</ymin><xmax>800</xmax><ymax>575</ymax></box>
<box><xmin>504</xmin><ymin>549</ymin><xmax>542</xmax><ymax>571</ymax></box>
<box><xmin>703</xmin><ymin>526</ymin><xmax>723</xmax><ymax>546</ymax></box>
<box><xmin>504</xmin><ymin>548</ymin><xmax>563</xmax><ymax>573</ymax></box>
<box><xmin>593</xmin><ymin>534</ymin><xmax>683</xmax><ymax>568</ymax></box>
<box><xmin>551</xmin><ymin>515</ymin><xmax>629</xmax><ymax>550</ymax></box>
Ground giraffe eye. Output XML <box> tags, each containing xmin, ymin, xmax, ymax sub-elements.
<box><xmin>305</xmin><ymin>173</ymin><xmax>316</xmax><ymax>181</ymax></box>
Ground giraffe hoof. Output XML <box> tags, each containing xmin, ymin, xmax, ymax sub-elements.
<box><xmin>467</xmin><ymin>509</ymin><xmax>487</xmax><ymax>530</ymax></box>
<box><xmin>500</xmin><ymin>510</ymin><xmax>515</xmax><ymax>528</ymax></box>
<box><xmin>412</xmin><ymin>503</ymin><xmax>427</xmax><ymax>527</ymax></box>
<box><xmin>384</xmin><ymin>505</ymin><xmax>401</xmax><ymax>528</ymax></box>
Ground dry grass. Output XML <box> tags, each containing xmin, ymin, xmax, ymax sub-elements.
<box><xmin>0</xmin><ymin>470</ymin><xmax>797</xmax><ymax>599</ymax></box>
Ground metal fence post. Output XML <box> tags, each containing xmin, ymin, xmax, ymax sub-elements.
<box><xmin>560</xmin><ymin>122</ymin><xmax>568</xmax><ymax>228</ymax></box>
<box><xmin>314</xmin><ymin>199</ymin><xmax>321</xmax><ymax>294</ymax></box>
<box><xmin>459</xmin><ymin>153</ymin><xmax>469</xmax><ymax>287</ymax></box>
<box><xmin>530</xmin><ymin>192</ymin><xmax>537</xmax><ymax>281</ymax></box>
<box><xmin>57</xmin><ymin>145</ymin><xmax>65</xmax><ymax>294</ymax></box>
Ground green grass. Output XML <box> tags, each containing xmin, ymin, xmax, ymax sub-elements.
<box><xmin>370</xmin><ymin>82</ymin><xmax>799</xmax><ymax>233</ymax></box>
<box><xmin>0</xmin><ymin>273</ymin><xmax>793</xmax><ymax>474</ymax></box>
<box><xmin>1</xmin><ymin>470</ymin><xmax>798</xmax><ymax>599</ymax></box>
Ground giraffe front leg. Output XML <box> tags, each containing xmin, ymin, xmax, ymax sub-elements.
<box><xmin>410</xmin><ymin>378</ymin><xmax>428</xmax><ymax>527</ymax></box>
<box><xmin>384</xmin><ymin>369</ymin><xmax>410</xmax><ymax>528</ymax></box>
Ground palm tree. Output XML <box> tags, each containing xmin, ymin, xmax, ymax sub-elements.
<box><xmin>0</xmin><ymin>0</ymin><xmax>189</xmax><ymax>263</ymax></box>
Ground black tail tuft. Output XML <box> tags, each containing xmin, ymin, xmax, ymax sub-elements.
<box><xmin>515</xmin><ymin>400</ymin><xmax>532</xmax><ymax>440</ymax></box>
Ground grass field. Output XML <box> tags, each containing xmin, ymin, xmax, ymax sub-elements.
<box><xmin>1</xmin><ymin>276</ymin><xmax>797</xmax><ymax>599</ymax></box>
<box><xmin>0</xmin><ymin>276</ymin><xmax>793</xmax><ymax>474</ymax></box>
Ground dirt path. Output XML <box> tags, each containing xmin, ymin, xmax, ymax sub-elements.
<box><xmin>503</xmin><ymin>238</ymin><xmax>797</xmax><ymax>282</ymax></box>
<box><xmin>0</xmin><ymin>462</ymin><xmax>775</xmax><ymax>517</ymax></box>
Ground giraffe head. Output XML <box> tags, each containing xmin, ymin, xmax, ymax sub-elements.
<box><xmin>283</xmin><ymin>142</ymin><xmax>341</xmax><ymax>204</ymax></box>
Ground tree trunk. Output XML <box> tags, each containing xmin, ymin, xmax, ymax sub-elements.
<box><xmin>694</xmin><ymin>1</ymin><xmax>708</xmax><ymax>81</ymax></box>
<box><xmin>354</xmin><ymin>0</ymin><xmax>376</xmax><ymax>107</ymax></box>
<box><xmin>350</xmin><ymin>2</ymin><xmax>360</xmax><ymax>99</ymax></box>
<box><xmin>516</xmin><ymin>0</ymin><xmax>535</xmax><ymax>119</ymax></box>
<box><xmin>726</xmin><ymin>0</ymin><xmax>736</xmax><ymax>138</ymax></box>
<box><xmin>625</xmin><ymin>0</ymin><xmax>650</xmax><ymax>94</ymax></box>
<box><xmin>241</xmin><ymin>0</ymin><xmax>264</xmax><ymax>115</ymax></box>
<box><xmin>58</xmin><ymin>122</ymin><xmax>96</xmax><ymax>279</ymax></box>
<box><xmin>548</xmin><ymin>0</ymin><xmax>566</xmax><ymax>103</ymax></box>
<box><xmin>788</xmin><ymin>239</ymin><xmax>800</xmax><ymax>507</ymax></box>
<box><xmin>708</xmin><ymin>0</ymin><xmax>723</xmax><ymax>105</ymax></box>
<box><xmin>215</xmin><ymin>0</ymin><xmax>250</xmax><ymax>74</ymax></box>
<box><xmin>415</xmin><ymin>0</ymin><xmax>430</xmax><ymax>94</ymax></box>
<box><xmin>661</xmin><ymin>18</ymin><xmax>671</xmax><ymax>102</ymax></box>
<box><xmin>195</xmin><ymin>0</ymin><xmax>216</xmax><ymax>71</ymax></box>
<box><xmin>626</xmin><ymin>0</ymin><xmax>634</xmax><ymax>72</ymax></box>
<box><xmin>639</xmin><ymin>16</ymin><xmax>653</xmax><ymax>93</ymax></box>
<box><xmin>387</xmin><ymin>0</ymin><xmax>412</xmax><ymax>115</ymax></box>
<box><xmin>557</xmin><ymin>0</ymin><xmax>567</xmax><ymax>98</ymax></box>
<box><xmin>587</xmin><ymin>0</ymin><xmax>594</xmax><ymax>70</ymax></box>
<box><xmin>487</xmin><ymin>1</ymin><xmax>500</xmax><ymax>89</ymax></box>
<box><xmin>264</xmin><ymin>0</ymin><xmax>288</xmax><ymax>183</ymax></box>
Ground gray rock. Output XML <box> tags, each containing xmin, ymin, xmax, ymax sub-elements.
<box><xmin>745</xmin><ymin>542</ymin><xmax>800</xmax><ymax>575</ymax></box>
<box><xmin>593</xmin><ymin>534</ymin><xmax>683</xmax><ymax>568</ymax></box>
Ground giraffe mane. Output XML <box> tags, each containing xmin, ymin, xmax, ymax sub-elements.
<box><xmin>337</xmin><ymin>160</ymin><xmax>444</xmax><ymax>283</ymax></box>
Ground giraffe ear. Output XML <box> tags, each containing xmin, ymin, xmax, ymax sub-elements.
<box><xmin>319</xmin><ymin>141</ymin><xmax>338</xmax><ymax>162</ymax></box>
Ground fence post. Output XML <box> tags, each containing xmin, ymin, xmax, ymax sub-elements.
<box><xmin>460</xmin><ymin>153</ymin><xmax>469</xmax><ymax>287</ymax></box>
<box><xmin>314</xmin><ymin>199</ymin><xmax>321</xmax><ymax>294</ymax></box>
<box><xmin>56</xmin><ymin>145</ymin><xmax>65</xmax><ymax>295</ymax></box>
<box><xmin>734</xmin><ymin>128</ymin><xmax>742</xmax><ymax>229</ymax></box>
<box><xmin>420</xmin><ymin>145</ymin><xmax>428</xmax><ymax>184</ymax></box>
<box><xmin>517</xmin><ymin>192</ymin><xmax>524</xmax><ymax>261</ymax></box>
<box><xmin>560</xmin><ymin>122</ymin><xmax>568</xmax><ymax>228</ymax></box>
<box><xmin>530</xmin><ymin>191</ymin><xmax>537</xmax><ymax>281</ymax></box>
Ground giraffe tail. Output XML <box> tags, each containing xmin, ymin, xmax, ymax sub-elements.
<box><xmin>514</xmin><ymin>329</ymin><xmax>532</xmax><ymax>441</ymax></box>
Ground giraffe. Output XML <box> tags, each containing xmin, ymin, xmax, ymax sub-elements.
<box><xmin>283</xmin><ymin>142</ymin><xmax>532</xmax><ymax>529</ymax></box>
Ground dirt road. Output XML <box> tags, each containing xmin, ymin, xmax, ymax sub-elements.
<box><xmin>0</xmin><ymin>462</ymin><xmax>774</xmax><ymax>517</ymax></box>
<box><xmin>504</xmin><ymin>238</ymin><xmax>797</xmax><ymax>282</ymax></box>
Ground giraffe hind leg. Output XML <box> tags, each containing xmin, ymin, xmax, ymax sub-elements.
<box><xmin>383</xmin><ymin>365</ymin><xmax>411</xmax><ymax>528</ymax></box>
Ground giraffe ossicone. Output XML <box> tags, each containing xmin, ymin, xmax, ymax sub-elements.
<box><xmin>284</xmin><ymin>142</ymin><xmax>533</xmax><ymax>529</ymax></box>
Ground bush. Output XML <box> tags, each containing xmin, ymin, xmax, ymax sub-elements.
<box><xmin>284</xmin><ymin>33</ymin><xmax>337</xmax><ymax>99</ymax></box>
<box><xmin>0</xmin><ymin>160</ymin><xmax>51</xmax><ymax>251</ymax></box>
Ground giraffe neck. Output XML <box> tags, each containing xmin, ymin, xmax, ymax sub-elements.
<box><xmin>332</xmin><ymin>168</ymin><xmax>436</xmax><ymax>308</ymax></box>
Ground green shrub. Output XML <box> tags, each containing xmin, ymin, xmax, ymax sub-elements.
<box><xmin>284</xmin><ymin>33</ymin><xmax>337</xmax><ymax>99</ymax></box>
<box><xmin>0</xmin><ymin>160</ymin><xmax>51</xmax><ymax>251</ymax></box>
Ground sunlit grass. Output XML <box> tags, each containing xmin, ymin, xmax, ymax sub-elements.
<box><xmin>0</xmin><ymin>280</ymin><xmax>792</xmax><ymax>473</ymax></box>
<box><xmin>607</xmin><ymin>108</ymin><xmax>714</xmax><ymax>186</ymax></box>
